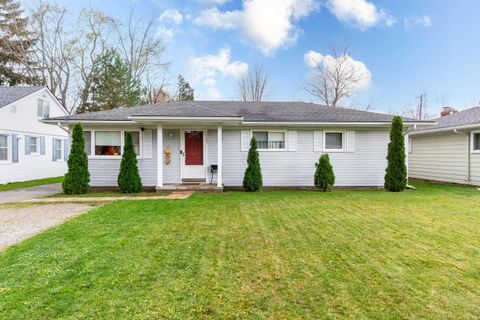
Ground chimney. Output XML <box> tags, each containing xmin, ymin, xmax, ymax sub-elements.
<box><xmin>440</xmin><ymin>107</ymin><xmax>457</xmax><ymax>117</ymax></box>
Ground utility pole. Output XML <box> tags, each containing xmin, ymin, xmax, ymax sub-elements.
<box><xmin>415</xmin><ymin>92</ymin><xmax>427</xmax><ymax>120</ymax></box>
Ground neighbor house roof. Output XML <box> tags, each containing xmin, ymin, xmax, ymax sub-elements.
<box><xmin>414</xmin><ymin>107</ymin><xmax>480</xmax><ymax>133</ymax></box>
<box><xmin>46</xmin><ymin>101</ymin><xmax>426</xmax><ymax>124</ymax></box>
<box><xmin>0</xmin><ymin>86</ymin><xmax>45</xmax><ymax>109</ymax></box>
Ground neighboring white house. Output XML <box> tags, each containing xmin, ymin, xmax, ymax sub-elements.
<box><xmin>0</xmin><ymin>86</ymin><xmax>68</xmax><ymax>184</ymax></box>
<box><xmin>408</xmin><ymin>107</ymin><xmax>480</xmax><ymax>186</ymax></box>
<box><xmin>45</xmin><ymin>101</ymin><xmax>429</xmax><ymax>191</ymax></box>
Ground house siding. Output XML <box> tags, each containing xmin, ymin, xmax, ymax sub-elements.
<box><xmin>409</xmin><ymin>133</ymin><xmax>470</xmax><ymax>184</ymax></box>
<box><xmin>0</xmin><ymin>89</ymin><xmax>68</xmax><ymax>184</ymax></box>
<box><xmin>222</xmin><ymin>129</ymin><xmax>389</xmax><ymax>187</ymax></box>
<box><xmin>469</xmin><ymin>153</ymin><xmax>480</xmax><ymax>185</ymax></box>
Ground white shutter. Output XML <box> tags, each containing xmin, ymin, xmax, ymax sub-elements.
<box><xmin>288</xmin><ymin>130</ymin><xmax>297</xmax><ymax>151</ymax></box>
<box><xmin>346</xmin><ymin>131</ymin><xmax>356</xmax><ymax>152</ymax></box>
<box><xmin>313</xmin><ymin>131</ymin><xmax>323</xmax><ymax>152</ymax></box>
<box><xmin>241</xmin><ymin>130</ymin><xmax>250</xmax><ymax>151</ymax></box>
<box><xmin>143</xmin><ymin>130</ymin><xmax>153</xmax><ymax>158</ymax></box>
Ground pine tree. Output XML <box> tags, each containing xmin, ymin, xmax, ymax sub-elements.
<box><xmin>63</xmin><ymin>123</ymin><xmax>90</xmax><ymax>194</ymax></box>
<box><xmin>84</xmin><ymin>48</ymin><xmax>141</xmax><ymax>112</ymax></box>
<box><xmin>176</xmin><ymin>74</ymin><xmax>194</xmax><ymax>101</ymax></box>
<box><xmin>0</xmin><ymin>0</ymin><xmax>38</xmax><ymax>85</ymax></box>
<box><xmin>384</xmin><ymin>116</ymin><xmax>407</xmax><ymax>192</ymax></box>
<box><xmin>117</xmin><ymin>132</ymin><xmax>142</xmax><ymax>193</ymax></box>
<box><xmin>243</xmin><ymin>136</ymin><xmax>263</xmax><ymax>192</ymax></box>
<box><xmin>314</xmin><ymin>154</ymin><xmax>335</xmax><ymax>191</ymax></box>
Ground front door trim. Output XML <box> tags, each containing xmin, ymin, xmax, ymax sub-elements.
<box><xmin>180</xmin><ymin>128</ymin><xmax>207</xmax><ymax>180</ymax></box>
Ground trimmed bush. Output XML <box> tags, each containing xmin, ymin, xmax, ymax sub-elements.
<box><xmin>243</xmin><ymin>136</ymin><xmax>263</xmax><ymax>192</ymax></box>
<box><xmin>384</xmin><ymin>116</ymin><xmax>407</xmax><ymax>192</ymax></box>
<box><xmin>63</xmin><ymin>123</ymin><xmax>90</xmax><ymax>194</ymax></box>
<box><xmin>314</xmin><ymin>154</ymin><xmax>335</xmax><ymax>191</ymax></box>
<box><xmin>118</xmin><ymin>132</ymin><xmax>143</xmax><ymax>193</ymax></box>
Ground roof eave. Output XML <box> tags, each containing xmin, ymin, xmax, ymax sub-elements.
<box><xmin>409</xmin><ymin>122</ymin><xmax>480</xmax><ymax>135</ymax></box>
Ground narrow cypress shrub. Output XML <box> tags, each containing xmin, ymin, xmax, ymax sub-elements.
<box><xmin>384</xmin><ymin>115</ymin><xmax>407</xmax><ymax>192</ymax></box>
<box><xmin>118</xmin><ymin>132</ymin><xmax>142</xmax><ymax>193</ymax></box>
<box><xmin>314</xmin><ymin>154</ymin><xmax>335</xmax><ymax>191</ymax></box>
<box><xmin>63</xmin><ymin>123</ymin><xmax>90</xmax><ymax>194</ymax></box>
<box><xmin>243</xmin><ymin>136</ymin><xmax>263</xmax><ymax>192</ymax></box>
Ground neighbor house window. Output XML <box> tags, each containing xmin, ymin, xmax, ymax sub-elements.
<box><xmin>84</xmin><ymin>131</ymin><xmax>91</xmax><ymax>156</ymax></box>
<box><xmin>252</xmin><ymin>131</ymin><xmax>285</xmax><ymax>150</ymax></box>
<box><xmin>0</xmin><ymin>134</ymin><xmax>8</xmax><ymax>161</ymax></box>
<box><xmin>125</xmin><ymin>131</ymin><xmax>140</xmax><ymax>155</ymax></box>
<box><xmin>37</xmin><ymin>99</ymin><xmax>50</xmax><ymax>118</ymax></box>
<box><xmin>324</xmin><ymin>132</ymin><xmax>344</xmax><ymax>151</ymax></box>
<box><xmin>473</xmin><ymin>132</ymin><xmax>480</xmax><ymax>152</ymax></box>
<box><xmin>95</xmin><ymin>131</ymin><xmax>121</xmax><ymax>156</ymax></box>
<box><xmin>55</xmin><ymin>139</ymin><xmax>62</xmax><ymax>161</ymax></box>
<box><xmin>29</xmin><ymin>136</ymin><xmax>39</xmax><ymax>154</ymax></box>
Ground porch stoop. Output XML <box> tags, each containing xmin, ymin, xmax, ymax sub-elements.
<box><xmin>156</xmin><ymin>184</ymin><xmax>224</xmax><ymax>193</ymax></box>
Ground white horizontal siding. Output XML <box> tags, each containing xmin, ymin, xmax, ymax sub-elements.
<box><xmin>409</xmin><ymin>133</ymin><xmax>469</xmax><ymax>184</ymax></box>
<box><xmin>163</xmin><ymin>129</ymin><xmax>180</xmax><ymax>184</ymax></box>
<box><xmin>0</xmin><ymin>132</ymin><xmax>67</xmax><ymax>184</ymax></box>
<box><xmin>222</xmin><ymin>129</ymin><xmax>389</xmax><ymax>187</ymax></box>
<box><xmin>470</xmin><ymin>153</ymin><xmax>480</xmax><ymax>186</ymax></box>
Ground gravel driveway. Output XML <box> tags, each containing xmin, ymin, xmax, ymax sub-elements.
<box><xmin>0</xmin><ymin>203</ymin><xmax>96</xmax><ymax>251</ymax></box>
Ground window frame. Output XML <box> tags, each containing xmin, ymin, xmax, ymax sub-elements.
<box><xmin>250</xmin><ymin>130</ymin><xmax>287</xmax><ymax>151</ymax></box>
<box><xmin>124</xmin><ymin>131</ymin><xmax>142</xmax><ymax>156</ymax></box>
<box><xmin>54</xmin><ymin>139</ymin><xmax>63</xmax><ymax>162</ymax></box>
<box><xmin>323</xmin><ymin>131</ymin><xmax>345</xmax><ymax>152</ymax></box>
<box><xmin>36</xmin><ymin>98</ymin><xmax>50</xmax><ymax>118</ymax></box>
<box><xmin>0</xmin><ymin>133</ymin><xmax>9</xmax><ymax>163</ymax></box>
<box><xmin>29</xmin><ymin>136</ymin><xmax>40</xmax><ymax>156</ymax></box>
<box><xmin>471</xmin><ymin>130</ymin><xmax>480</xmax><ymax>154</ymax></box>
<box><xmin>86</xmin><ymin>129</ymin><xmax>143</xmax><ymax>159</ymax></box>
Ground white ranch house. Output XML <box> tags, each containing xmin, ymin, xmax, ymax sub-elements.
<box><xmin>46</xmin><ymin>101</ymin><xmax>429</xmax><ymax>191</ymax></box>
<box><xmin>0</xmin><ymin>86</ymin><xmax>68</xmax><ymax>184</ymax></box>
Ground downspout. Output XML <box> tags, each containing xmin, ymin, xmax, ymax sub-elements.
<box><xmin>453</xmin><ymin>128</ymin><xmax>471</xmax><ymax>182</ymax></box>
<box><xmin>404</xmin><ymin>125</ymin><xmax>416</xmax><ymax>189</ymax></box>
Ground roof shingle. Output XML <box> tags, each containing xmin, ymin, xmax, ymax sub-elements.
<box><xmin>48</xmin><ymin>101</ymin><xmax>423</xmax><ymax>123</ymax></box>
<box><xmin>0</xmin><ymin>86</ymin><xmax>45</xmax><ymax>109</ymax></box>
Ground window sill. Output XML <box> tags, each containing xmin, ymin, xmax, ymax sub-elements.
<box><xmin>323</xmin><ymin>149</ymin><xmax>345</xmax><ymax>153</ymax></box>
<box><xmin>257</xmin><ymin>149</ymin><xmax>288</xmax><ymax>152</ymax></box>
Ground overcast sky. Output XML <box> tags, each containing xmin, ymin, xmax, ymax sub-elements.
<box><xmin>22</xmin><ymin>0</ymin><xmax>480</xmax><ymax>115</ymax></box>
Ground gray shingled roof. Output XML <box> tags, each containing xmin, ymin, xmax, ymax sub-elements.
<box><xmin>47</xmin><ymin>101</ymin><xmax>423</xmax><ymax>123</ymax></box>
<box><xmin>415</xmin><ymin>107</ymin><xmax>480</xmax><ymax>132</ymax></box>
<box><xmin>0</xmin><ymin>86</ymin><xmax>45</xmax><ymax>109</ymax></box>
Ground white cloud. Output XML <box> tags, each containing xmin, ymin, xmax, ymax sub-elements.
<box><xmin>159</xmin><ymin>9</ymin><xmax>183</xmax><ymax>24</ymax></box>
<box><xmin>190</xmin><ymin>48</ymin><xmax>249</xmax><ymax>99</ymax></box>
<box><xmin>327</xmin><ymin>0</ymin><xmax>395</xmax><ymax>30</ymax></box>
<box><xmin>194</xmin><ymin>0</ymin><xmax>320</xmax><ymax>55</ymax></box>
<box><xmin>156</xmin><ymin>26</ymin><xmax>174</xmax><ymax>42</ymax></box>
<box><xmin>304</xmin><ymin>50</ymin><xmax>372</xmax><ymax>90</ymax></box>
<box><xmin>404</xmin><ymin>15</ymin><xmax>432</xmax><ymax>29</ymax></box>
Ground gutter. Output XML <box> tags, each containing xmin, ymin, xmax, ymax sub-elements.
<box><xmin>409</xmin><ymin>122</ymin><xmax>480</xmax><ymax>135</ymax></box>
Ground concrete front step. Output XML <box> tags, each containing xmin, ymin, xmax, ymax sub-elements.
<box><xmin>156</xmin><ymin>184</ymin><xmax>223</xmax><ymax>193</ymax></box>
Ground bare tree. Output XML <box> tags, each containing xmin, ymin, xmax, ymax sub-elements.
<box><xmin>236</xmin><ymin>64</ymin><xmax>271</xmax><ymax>102</ymax></box>
<box><xmin>73</xmin><ymin>9</ymin><xmax>115</xmax><ymax>113</ymax></box>
<box><xmin>305</xmin><ymin>45</ymin><xmax>368</xmax><ymax>107</ymax></box>
<box><xmin>113</xmin><ymin>8</ymin><xmax>168</xmax><ymax>86</ymax></box>
<box><xmin>28</xmin><ymin>3</ymin><xmax>75</xmax><ymax>107</ymax></box>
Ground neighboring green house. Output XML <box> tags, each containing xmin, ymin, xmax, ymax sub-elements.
<box><xmin>409</xmin><ymin>107</ymin><xmax>480</xmax><ymax>186</ymax></box>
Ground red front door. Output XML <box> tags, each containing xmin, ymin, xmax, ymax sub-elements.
<box><xmin>185</xmin><ymin>131</ymin><xmax>203</xmax><ymax>165</ymax></box>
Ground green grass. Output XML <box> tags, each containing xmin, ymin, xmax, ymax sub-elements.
<box><xmin>0</xmin><ymin>177</ymin><xmax>63</xmax><ymax>192</ymax></box>
<box><xmin>1</xmin><ymin>181</ymin><xmax>479</xmax><ymax>319</ymax></box>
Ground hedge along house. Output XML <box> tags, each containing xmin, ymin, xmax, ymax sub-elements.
<box><xmin>408</xmin><ymin>107</ymin><xmax>480</xmax><ymax>186</ymax></box>
<box><xmin>44</xmin><ymin>101</ymin><xmax>429</xmax><ymax>191</ymax></box>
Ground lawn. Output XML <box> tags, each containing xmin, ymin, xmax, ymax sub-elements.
<box><xmin>0</xmin><ymin>176</ymin><xmax>63</xmax><ymax>192</ymax></box>
<box><xmin>47</xmin><ymin>191</ymin><xmax>169</xmax><ymax>198</ymax></box>
<box><xmin>0</xmin><ymin>181</ymin><xmax>479</xmax><ymax>319</ymax></box>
